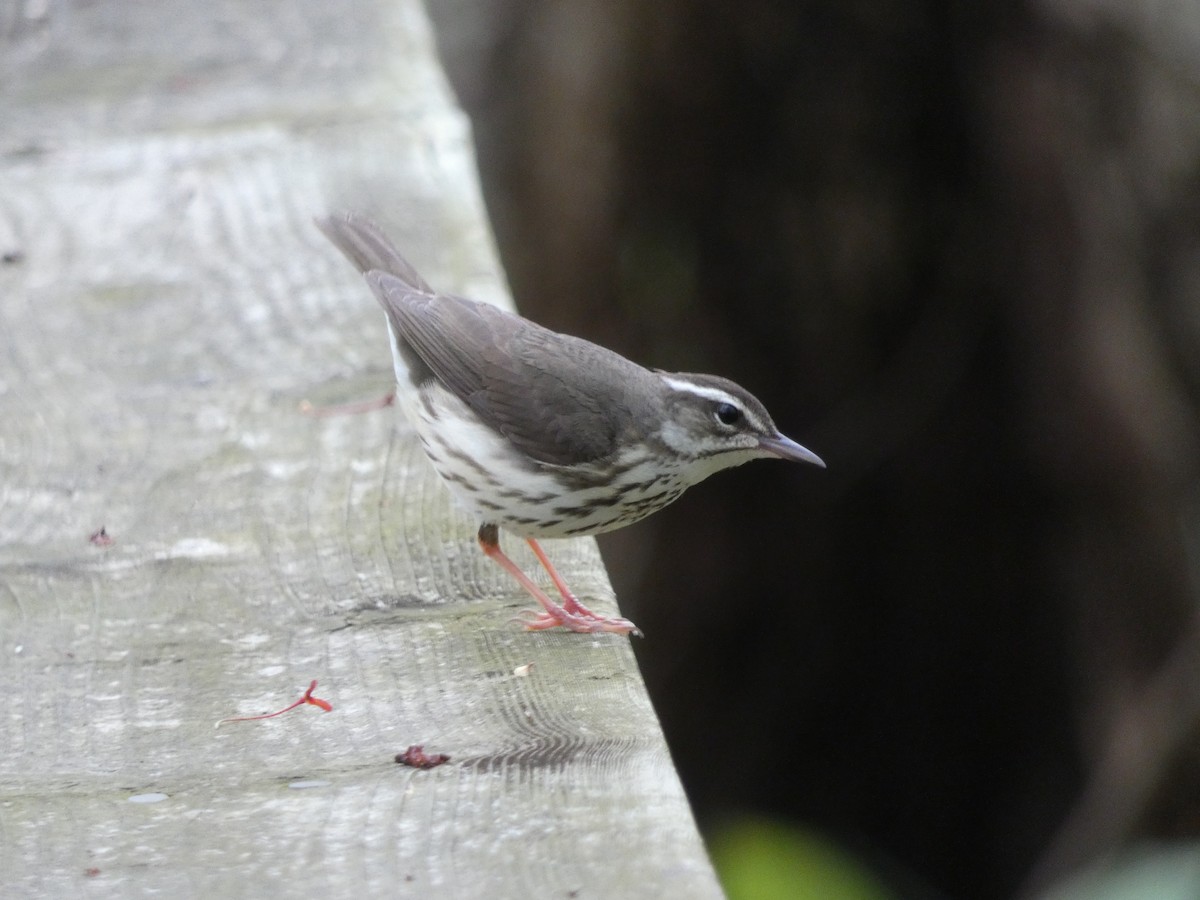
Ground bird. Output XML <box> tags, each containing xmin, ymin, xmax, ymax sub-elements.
<box><xmin>316</xmin><ymin>212</ymin><xmax>824</xmax><ymax>636</ymax></box>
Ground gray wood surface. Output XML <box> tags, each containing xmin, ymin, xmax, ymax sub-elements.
<box><xmin>0</xmin><ymin>1</ymin><xmax>723</xmax><ymax>896</ymax></box>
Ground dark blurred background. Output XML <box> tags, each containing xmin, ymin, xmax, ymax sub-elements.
<box><xmin>426</xmin><ymin>1</ymin><xmax>1200</xmax><ymax>897</ymax></box>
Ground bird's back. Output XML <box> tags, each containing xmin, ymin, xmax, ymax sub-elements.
<box><xmin>317</xmin><ymin>212</ymin><xmax>652</xmax><ymax>469</ymax></box>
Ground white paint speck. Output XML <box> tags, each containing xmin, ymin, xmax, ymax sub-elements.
<box><xmin>128</xmin><ymin>792</ymin><xmax>169</xmax><ymax>804</ymax></box>
<box><xmin>162</xmin><ymin>538</ymin><xmax>230</xmax><ymax>560</ymax></box>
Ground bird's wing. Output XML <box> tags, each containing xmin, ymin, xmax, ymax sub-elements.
<box><xmin>366</xmin><ymin>272</ymin><xmax>643</xmax><ymax>467</ymax></box>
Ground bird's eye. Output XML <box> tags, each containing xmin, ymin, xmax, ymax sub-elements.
<box><xmin>714</xmin><ymin>402</ymin><xmax>742</xmax><ymax>426</ymax></box>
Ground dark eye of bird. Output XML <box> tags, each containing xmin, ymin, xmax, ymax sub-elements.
<box><xmin>715</xmin><ymin>402</ymin><xmax>742</xmax><ymax>426</ymax></box>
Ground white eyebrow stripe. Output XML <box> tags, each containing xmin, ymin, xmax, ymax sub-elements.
<box><xmin>659</xmin><ymin>376</ymin><xmax>770</xmax><ymax>432</ymax></box>
<box><xmin>660</xmin><ymin>376</ymin><xmax>739</xmax><ymax>405</ymax></box>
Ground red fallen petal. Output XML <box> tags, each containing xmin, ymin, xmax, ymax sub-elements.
<box><xmin>216</xmin><ymin>680</ymin><xmax>333</xmax><ymax>726</ymax></box>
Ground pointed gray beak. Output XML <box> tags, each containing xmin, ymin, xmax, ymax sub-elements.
<box><xmin>759</xmin><ymin>433</ymin><xmax>826</xmax><ymax>468</ymax></box>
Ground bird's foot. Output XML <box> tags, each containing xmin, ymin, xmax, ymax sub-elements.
<box><xmin>482</xmin><ymin>531</ymin><xmax>641</xmax><ymax>636</ymax></box>
<box><xmin>559</xmin><ymin>593</ymin><xmax>603</xmax><ymax>620</ymax></box>
<box><xmin>515</xmin><ymin>606</ymin><xmax>641</xmax><ymax>637</ymax></box>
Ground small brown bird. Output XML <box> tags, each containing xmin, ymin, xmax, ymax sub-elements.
<box><xmin>317</xmin><ymin>213</ymin><xmax>824</xmax><ymax>636</ymax></box>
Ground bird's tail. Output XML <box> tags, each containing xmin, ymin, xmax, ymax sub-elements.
<box><xmin>314</xmin><ymin>212</ymin><xmax>433</xmax><ymax>294</ymax></box>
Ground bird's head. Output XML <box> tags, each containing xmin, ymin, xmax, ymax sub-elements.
<box><xmin>650</xmin><ymin>372</ymin><xmax>825</xmax><ymax>483</ymax></box>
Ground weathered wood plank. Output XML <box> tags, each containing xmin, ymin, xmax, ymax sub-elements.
<box><xmin>0</xmin><ymin>1</ymin><xmax>724</xmax><ymax>896</ymax></box>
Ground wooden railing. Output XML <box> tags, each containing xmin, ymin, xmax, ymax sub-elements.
<box><xmin>0</xmin><ymin>0</ymin><xmax>724</xmax><ymax>895</ymax></box>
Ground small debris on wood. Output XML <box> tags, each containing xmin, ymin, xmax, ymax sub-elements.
<box><xmin>88</xmin><ymin>526</ymin><xmax>113</xmax><ymax>546</ymax></box>
<box><xmin>216</xmin><ymin>679</ymin><xmax>332</xmax><ymax>727</ymax></box>
<box><xmin>513</xmin><ymin>662</ymin><xmax>534</xmax><ymax>677</ymax></box>
<box><xmin>395</xmin><ymin>745</ymin><xmax>450</xmax><ymax>769</ymax></box>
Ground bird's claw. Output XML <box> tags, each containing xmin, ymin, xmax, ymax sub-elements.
<box><xmin>513</xmin><ymin>607</ymin><xmax>641</xmax><ymax>637</ymax></box>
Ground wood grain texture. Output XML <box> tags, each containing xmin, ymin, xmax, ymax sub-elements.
<box><xmin>0</xmin><ymin>1</ymin><xmax>723</xmax><ymax>896</ymax></box>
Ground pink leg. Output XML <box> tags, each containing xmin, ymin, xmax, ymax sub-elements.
<box><xmin>521</xmin><ymin>538</ymin><xmax>641</xmax><ymax>636</ymax></box>
<box><xmin>477</xmin><ymin>528</ymin><xmax>639</xmax><ymax>636</ymax></box>
<box><xmin>526</xmin><ymin>539</ymin><xmax>603</xmax><ymax>619</ymax></box>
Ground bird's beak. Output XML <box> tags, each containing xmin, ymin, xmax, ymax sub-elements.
<box><xmin>759</xmin><ymin>433</ymin><xmax>826</xmax><ymax>468</ymax></box>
